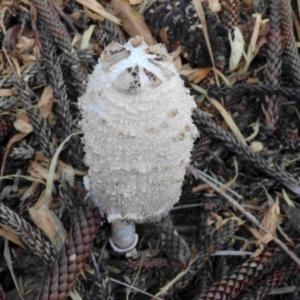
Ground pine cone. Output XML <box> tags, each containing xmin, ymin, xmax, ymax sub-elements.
<box><xmin>207</xmin><ymin>85</ymin><xmax>300</xmax><ymax>100</ymax></box>
<box><xmin>159</xmin><ymin>216</ymin><xmax>191</xmax><ymax>266</ymax></box>
<box><xmin>246</xmin><ymin>262</ymin><xmax>300</xmax><ymax>300</ymax></box>
<box><xmin>0</xmin><ymin>202</ymin><xmax>57</xmax><ymax>264</ymax></box>
<box><xmin>192</xmin><ymin>108</ymin><xmax>298</xmax><ymax>187</ymax></box>
<box><xmin>222</xmin><ymin>0</ymin><xmax>240</xmax><ymax>31</ymax></box>
<box><xmin>35</xmin><ymin>207</ymin><xmax>101</xmax><ymax>300</ymax></box>
<box><xmin>196</xmin><ymin>246</ymin><xmax>286</xmax><ymax>300</ymax></box>
<box><xmin>262</xmin><ymin>0</ymin><xmax>282</xmax><ymax>133</ymax></box>
<box><xmin>280</xmin><ymin>0</ymin><xmax>300</xmax><ymax>87</ymax></box>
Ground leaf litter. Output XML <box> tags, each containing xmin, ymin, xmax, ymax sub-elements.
<box><xmin>1</xmin><ymin>0</ymin><xmax>300</xmax><ymax>299</ymax></box>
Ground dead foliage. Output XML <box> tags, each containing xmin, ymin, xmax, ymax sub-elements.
<box><xmin>1</xmin><ymin>0</ymin><xmax>300</xmax><ymax>299</ymax></box>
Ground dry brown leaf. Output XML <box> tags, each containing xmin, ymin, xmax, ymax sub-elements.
<box><xmin>37</xmin><ymin>86</ymin><xmax>54</xmax><ymax>119</ymax></box>
<box><xmin>192</xmin><ymin>183</ymin><xmax>210</xmax><ymax>192</ymax></box>
<box><xmin>214</xmin><ymin>216</ymin><xmax>244</xmax><ymax>229</ymax></box>
<box><xmin>20</xmin><ymin>54</ymin><xmax>37</xmax><ymax>63</ymax></box>
<box><xmin>181</xmin><ymin>68</ymin><xmax>212</xmax><ymax>84</ymax></box>
<box><xmin>32</xmin><ymin>189</ymin><xmax>48</xmax><ymax>209</ymax></box>
<box><xmin>193</xmin><ymin>0</ymin><xmax>219</xmax><ymax>85</ymax></box>
<box><xmin>0</xmin><ymin>224</ymin><xmax>24</xmax><ymax>248</ymax></box>
<box><xmin>246</xmin><ymin>77</ymin><xmax>260</xmax><ymax>84</ymax></box>
<box><xmin>129</xmin><ymin>0</ymin><xmax>143</xmax><ymax>4</ymax></box>
<box><xmin>257</xmin><ymin>232</ymin><xmax>273</xmax><ymax>246</ymax></box>
<box><xmin>75</xmin><ymin>0</ymin><xmax>121</xmax><ymax>24</ymax></box>
<box><xmin>248</xmin><ymin>227</ymin><xmax>273</xmax><ymax>254</ymax></box>
<box><xmin>15</xmin><ymin>36</ymin><xmax>35</xmax><ymax>52</ymax></box>
<box><xmin>83</xmin><ymin>6</ymin><xmax>105</xmax><ymax>22</ymax></box>
<box><xmin>112</xmin><ymin>0</ymin><xmax>155</xmax><ymax>46</ymax></box>
<box><xmin>35</xmin><ymin>152</ymin><xmax>50</xmax><ymax>164</ymax></box>
<box><xmin>69</xmin><ymin>11</ymin><xmax>81</xmax><ymax>21</ymax></box>
<box><xmin>193</xmin><ymin>72</ymin><xmax>210</xmax><ymax>84</ymax></box>
<box><xmin>172</xmin><ymin>46</ymin><xmax>183</xmax><ymax>70</ymax></box>
<box><xmin>28</xmin><ymin>161</ymin><xmax>57</xmax><ymax>181</ymax></box>
<box><xmin>16</xmin><ymin>109</ymin><xmax>30</xmax><ymax>123</ymax></box>
<box><xmin>29</xmin><ymin>192</ymin><xmax>67</xmax><ymax>251</ymax></box>
<box><xmin>0</xmin><ymin>88</ymin><xmax>17</xmax><ymax>97</ymax></box>
<box><xmin>13</xmin><ymin>119</ymin><xmax>33</xmax><ymax>133</ymax></box>
<box><xmin>250</xmin><ymin>141</ymin><xmax>264</xmax><ymax>152</ymax></box>
<box><xmin>55</xmin><ymin>0</ymin><xmax>63</xmax><ymax>7</ymax></box>
<box><xmin>81</xmin><ymin>25</ymin><xmax>96</xmax><ymax>49</ymax></box>
<box><xmin>208</xmin><ymin>0</ymin><xmax>221</xmax><ymax>12</ymax></box>
<box><xmin>248</xmin><ymin>226</ymin><xmax>264</xmax><ymax>240</ymax></box>
<box><xmin>172</xmin><ymin>46</ymin><xmax>182</xmax><ymax>59</ymax></box>
<box><xmin>224</xmin><ymin>157</ymin><xmax>239</xmax><ymax>189</ymax></box>
<box><xmin>174</xmin><ymin>56</ymin><xmax>182</xmax><ymax>70</ymax></box>
<box><xmin>246</xmin><ymin>197</ymin><xmax>261</xmax><ymax>206</ymax></box>
<box><xmin>210</xmin><ymin>213</ymin><xmax>223</xmax><ymax>226</ymax></box>
<box><xmin>10</xmin><ymin>55</ymin><xmax>21</xmax><ymax>77</ymax></box>
<box><xmin>260</xmin><ymin>201</ymin><xmax>280</xmax><ymax>236</ymax></box>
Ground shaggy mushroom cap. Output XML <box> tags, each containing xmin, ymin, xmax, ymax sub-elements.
<box><xmin>79</xmin><ymin>36</ymin><xmax>197</xmax><ymax>223</ymax></box>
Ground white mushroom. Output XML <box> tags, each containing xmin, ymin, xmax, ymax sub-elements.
<box><xmin>79</xmin><ymin>36</ymin><xmax>197</xmax><ymax>252</ymax></box>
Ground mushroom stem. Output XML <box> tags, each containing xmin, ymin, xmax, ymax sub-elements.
<box><xmin>109</xmin><ymin>221</ymin><xmax>138</xmax><ymax>253</ymax></box>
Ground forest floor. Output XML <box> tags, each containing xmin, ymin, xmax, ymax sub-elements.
<box><xmin>1</xmin><ymin>0</ymin><xmax>300</xmax><ymax>299</ymax></box>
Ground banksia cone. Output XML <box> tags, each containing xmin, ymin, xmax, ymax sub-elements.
<box><xmin>160</xmin><ymin>216</ymin><xmax>191</xmax><ymax>265</ymax></box>
<box><xmin>262</xmin><ymin>0</ymin><xmax>282</xmax><ymax>133</ymax></box>
<box><xmin>174</xmin><ymin>220</ymin><xmax>240</xmax><ymax>290</ymax></box>
<box><xmin>198</xmin><ymin>220</ymin><xmax>240</xmax><ymax>261</ymax></box>
<box><xmin>32</xmin><ymin>0</ymin><xmax>86</xmax><ymax>96</ymax></box>
<box><xmin>35</xmin><ymin>207</ymin><xmax>101</xmax><ymax>300</ymax></box>
<box><xmin>0</xmin><ymin>202</ymin><xmax>57</xmax><ymax>264</ymax></box>
<box><xmin>244</xmin><ymin>262</ymin><xmax>300</xmax><ymax>300</ymax></box>
<box><xmin>196</xmin><ymin>246</ymin><xmax>286</xmax><ymax>300</ymax></box>
<box><xmin>254</xmin><ymin>0</ymin><xmax>267</xmax><ymax>14</ymax></box>
<box><xmin>0</xmin><ymin>116</ymin><xmax>11</xmax><ymax>142</ymax></box>
<box><xmin>222</xmin><ymin>0</ymin><xmax>240</xmax><ymax>31</ymax></box>
<box><xmin>192</xmin><ymin>108</ymin><xmax>298</xmax><ymax>188</ymax></box>
<box><xmin>79</xmin><ymin>36</ymin><xmax>197</xmax><ymax>251</ymax></box>
<box><xmin>280</xmin><ymin>0</ymin><xmax>300</xmax><ymax>87</ymax></box>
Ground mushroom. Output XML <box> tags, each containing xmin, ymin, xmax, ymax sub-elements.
<box><xmin>79</xmin><ymin>36</ymin><xmax>197</xmax><ymax>252</ymax></box>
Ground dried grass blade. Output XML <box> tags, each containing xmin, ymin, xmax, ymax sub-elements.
<box><xmin>81</xmin><ymin>25</ymin><xmax>96</xmax><ymax>49</ymax></box>
<box><xmin>208</xmin><ymin>96</ymin><xmax>246</xmax><ymax>144</ymax></box>
<box><xmin>193</xmin><ymin>0</ymin><xmax>219</xmax><ymax>85</ymax></box>
<box><xmin>4</xmin><ymin>240</ymin><xmax>25</xmax><ymax>300</ymax></box>
<box><xmin>44</xmin><ymin>132</ymin><xmax>81</xmax><ymax>207</ymax></box>
<box><xmin>0</xmin><ymin>225</ymin><xmax>24</xmax><ymax>247</ymax></box>
<box><xmin>75</xmin><ymin>0</ymin><xmax>121</xmax><ymax>24</ymax></box>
